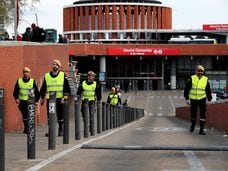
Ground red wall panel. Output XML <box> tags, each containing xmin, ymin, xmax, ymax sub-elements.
<box><xmin>0</xmin><ymin>44</ymin><xmax>69</xmax><ymax>132</ymax></box>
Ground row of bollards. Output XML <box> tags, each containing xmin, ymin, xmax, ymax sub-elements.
<box><xmin>74</xmin><ymin>99</ymin><xmax>145</xmax><ymax>140</ymax></box>
<box><xmin>0</xmin><ymin>89</ymin><xmax>144</xmax><ymax>171</ymax></box>
<box><xmin>43</xmin><ymin>94</ymin><xmax>145</xmax><ymax>153</ymax></box>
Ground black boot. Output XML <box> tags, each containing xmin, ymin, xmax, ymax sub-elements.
<box><xmin>199</xmin><ymin>120</ymin><xmax>206</xmax><ymax>135</ymax></box>
<box><xmin>189</xmin><ymin>119</ymin><xmax>196</xmax><ymax>132</ymax></box>
<box><xmin>58</xmin><ymin>129</ymin><xmax>63</xmax><ymax>136</ymax></box>
<box><xmin>58</xmin><ymin>122</ymin><xmax>63</xmax><ymax>136</ymax></box>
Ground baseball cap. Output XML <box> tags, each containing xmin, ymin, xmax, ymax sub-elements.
<box><xmin>53</xmin><ymin>59</ymin><xmax>61</xmax><ymax>67</ymax></box>
<box><xmin>87</xmin><ymin>71</ymin><xmax>96</xmax><ymax>76</ymax></box>
<box><xmin>23</xmin><ymin>67</ymin><xmax>31</xmax><ymax>72</ymax></box>
<box><xmin>196</xmin><ymin>65</ymin><xmax>205</xmax><ymax>71</ymax></box>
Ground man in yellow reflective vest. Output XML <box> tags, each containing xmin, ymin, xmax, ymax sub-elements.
<box><xmin>40</xmin><ymin>59</ymin><xmax>70</xmax><ymax>136</ymax></box>
<box><xmin>77</xmin><ymin>71</ymin><xmax>102</xmax><ymax>134</ymax></box>
<box><xmin>107</xmin><ymin>87</ymin><xmax>121</xmax><ymax>105</ymax></box>
<box><xmin>184</xmin><ymin>65</ymin><xmax>212</xmax><ymax>135</ymax></box>
<box><xmin>13</xmin><ymin>67</ymin><xmax>40</xmax><ymax>134</ymax></box>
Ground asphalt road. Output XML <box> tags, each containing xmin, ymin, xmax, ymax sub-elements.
<box><xmin>25</xmin><ymin>91</ymin><xmax>228</xmax><ymax>171</ymax></box>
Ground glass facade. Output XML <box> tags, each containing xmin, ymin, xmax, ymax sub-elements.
<box><xmin>74</xmin><ymin>55</ymin><xmax>228</xmax><ymax>91</ymax></box>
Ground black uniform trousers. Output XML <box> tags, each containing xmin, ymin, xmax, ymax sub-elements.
<box><xmin>18</xmin><ymin>100</ymin><xmax>28</xmax><ymax>133</ymax></box>
<box><xmin>190</xmin><ymin>98</ymin><xmax>206</xmax><ymax>126</ymax></box>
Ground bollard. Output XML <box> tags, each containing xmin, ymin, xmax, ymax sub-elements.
<box><xmin>106</xmin><ymin>104</ymin><xmax>110</xmax><ymax>130</ymax></box>
<box><xmin>133</xmin><ymin>108</ymin><xmax>136</xmax><ymax>121</ymax></box>
<box><xmin>110</xmin><ymin>105</ymin><xmax>113</xmax><ymax>129</ymax></box>
<box><xmin>97</xmin><ymin>101</ymin><xmax>102</xmax><ymax>134</ymax></box>
<box><xmin>83</xmin><ymin>100</ymin><xmax>89</xmax><ymax>138</ymax></box>
<box><xmin>120</xmin><ymin>106</ymin><xmax>123</xmax><ymax>125</ymax></box>
<box><xmin>63</xmin><ymin>95</ymin><xmax>69</xmax><ymax>144</ymax></box>
<box><xmin>0</xmin><ymin>88</ymin><xmax>5</xmax><ymax>171</ymax></box>
<box><xmin>89</xmin><ymin>101</ymin><xmax>95</xmax><ymax>136</ymax></box>
<box><xmin>75</xmin><ymin>96</ymin><xmax>81</xmax><ymax>140</ymax></box>
<box><xmin>117</xmin><ymin>106</ymin><xmax>120</xmax><ymax>127</ymax></box>
<box><xmin>102</xmin><ymin>102</ymin><xmax>106</xmax><ymax>131</ymax></box>
<box><xmin>27</xmin><ymin>89</ymin><xmax>36</xmax><ymax>159</ymax></box>
<box><xmin>119</xmin><ymin>106</ymin><xmax>122</xmax><ymax>126</ymax></box>
<box><xmin>123</xmin><ymin>106</ymin><xmax>126</xmax><ymax>124</ymax></box>
<box><xmin>48</xmin><ymin>91</ymin><xmax>56</xmax><ymax>150</ymax></box>
<box><xmin>113</xmin><ymin>105</ymin><xmax>116</xmax><ymax>128</ymax></box>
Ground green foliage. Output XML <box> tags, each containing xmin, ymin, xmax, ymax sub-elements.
<box><xmin>0</xmin><ymin>0</ymin><xmax>31</xmax><ymax>27</ymax></box>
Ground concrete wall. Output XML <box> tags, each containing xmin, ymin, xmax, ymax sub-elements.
<box><xmin>176</xmin><ymin>101</ymin><xmax>228</xmax><ymax>132</ymax></box>
<box><xmin>0</xmin><ymin>42</ymin><xmax>69</xmax><ymax>132</ymax></box>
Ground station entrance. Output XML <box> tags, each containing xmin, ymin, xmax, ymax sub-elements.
<box><xmin>74</xmin><ymin>56</ymin><xmax>166</xmax><ymax>91</ymax></box>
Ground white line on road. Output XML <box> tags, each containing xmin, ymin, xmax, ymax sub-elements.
<box><xmin>25</xmin><ymin>119</ymin><xmax>142</xmax><ymax>171</ymax></box>
<box><xmin>184</xmin><ymin>151</ymin><xmax>205</xmax><ymax>171</ymax></box>
<box><xmin>169</xmin><ymin>96</ymin><xmax>176</xmax><ymax>115</ymax></box>
<box><xmin>145</xmin><ymin>92</ymin><xmax>150</xmax><ymax>116</ymax></box>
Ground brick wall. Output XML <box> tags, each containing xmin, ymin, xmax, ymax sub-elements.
<box><xmin>176</xmin><ymin>102</ymin><xmax>228</xmax><ymax>132</ymax></box>
<box><xmin>0</xmin><ymin>43</ymin><xmax>69</xmax><ymax>132</ymax></box>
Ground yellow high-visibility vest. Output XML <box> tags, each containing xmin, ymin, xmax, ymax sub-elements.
<box><xmin>82</xmin><ymin>81</ymin><xmax>96</xmax><ymax>101</ymax></box>
<box><xmin>45</xmin><ymin>71</ymin><xmax>64</xmax><ymax>99</ymax></box>
<box><xmin>189</xmin><ymin>75</ymin><xmax>208</xmax><ymax>100</ymax></box>
<box><xmin>18</xmin><ymin>77</ymin><xmax>34</xmax><ymax>100</ymax></box>
<box><xmin>109</xmin><ymin>94</ymin><xmax>119</xmax><ymax>105</ymax></box>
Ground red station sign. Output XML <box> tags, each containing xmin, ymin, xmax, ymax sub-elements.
<box><xmin>107</xmin><ymin>48</ymin><xmax>180</xmax><ymax>56</ymax></box>
<box><xmin>203</xmin><ymin>24</ymin><xmax>228</xmax><ymax>31</ymax></box>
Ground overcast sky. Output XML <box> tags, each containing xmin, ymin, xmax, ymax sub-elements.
<box><xmin>7</xmin><ymin>0</ymin><xmax>228</xmax><ymax>36</ymax></box>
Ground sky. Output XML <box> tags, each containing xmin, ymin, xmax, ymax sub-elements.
<box><xmin>7</xmin><ymin>0</ymin><xmax>228</xmax><ymax>37</ymax></box>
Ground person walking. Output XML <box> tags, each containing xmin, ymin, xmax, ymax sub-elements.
<box><xmin>77</xmin><ymin>71</ymin><xmax>102</xmax><ymax>134</ymax></box>
<box><xmin>184</xmin><ymin>65</ymin><xmax>212</xmax><ymax>135</ymax></box>
<box><xmin>107</xmin><ymin>87</ymin><xmax>121</xmax><ymax>105</ymax></box>
<box><xmin>40</xmin><ymin>59</ymin><xmax>70</xmax><ymax>136</ymax></box>
<box><xmin>123</xmin><ymin>98</ymin><xmax>128</xmax><ymax>106</ymax></box>
<box><xmin>13</xmin><ymin>67</ymin><xmax>40</xmax><ymax>134</ymax></box>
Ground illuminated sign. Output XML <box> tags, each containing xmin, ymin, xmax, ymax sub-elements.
<box><xmin>203</xmin><ymin>24</ymin><xmax>228</xmax><ymax>31</ymax></box>
<box><xmin>107</xmin><ymin>48</ymin><xmax>179</xmax><ymax>56</ymax></box>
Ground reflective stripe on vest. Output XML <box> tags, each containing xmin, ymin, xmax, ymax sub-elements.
<box><xmin>109</xmin><ymin>94</ymin><xmax>119</xmax><ymax>105</ymax></box>
<box><xmin>82</xmin><ymin>81</ymin><xmax>96</xmax><ymax>101</ymax></box>
<box><xmin>45</xmin><ymin>71</ymin><xmax>64</xmax><ymax>99</ymax></box>
<box><xmin>18</xmin><ymin>78</ymin><xmax>34</xmax><ymax>100</ymax></box>
<box><xmin>189</xmin><ymin>75</ymin><xmax>208</xmax><ymax>100</ymax></box>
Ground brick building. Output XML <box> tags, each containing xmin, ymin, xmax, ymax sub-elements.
<box><xmin>63</xmin><ymin>0</ymin><xmax>228</xmax><ymax>91</ymax></box>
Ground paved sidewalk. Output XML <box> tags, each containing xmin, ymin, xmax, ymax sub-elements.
<box><xmin>4</xmin><ymin>90</ymin><xmax>187</xmax><ymax>171</ymax></box>
<box><xmin>5</xmin><ymin>120</ymin><xmax>113</xmax><ymax>171</ymax></box>
<box><xmin>4</xmin><ymin>91</ymin><xmax>136</xmax><ymax>170</ymax></box>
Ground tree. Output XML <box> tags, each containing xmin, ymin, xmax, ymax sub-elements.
<box><xmin>0</xmin><ymin>0</ymin><xmax>38</xmax><ymax>27</ymax></box>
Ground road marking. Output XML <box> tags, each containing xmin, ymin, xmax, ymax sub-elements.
<box><xmin>136</xmin><ymin>127</ymin><xmax>187</xmax><ymax>132</ymax></box>
<box><xmin>26</xmin><ymin>119</ymin><xmax>142</xmax><ymax>171</ymax></box>
<box><xmin>169</xmin><ymin>96</ymin><xmax>176</xmax><ymax>115</ymax></box>
<box><xmin>184</xmin><ymin>151</ymin><xmax>205</xmax><ymax>171</ymax></box>
<box><xmin>148</xmin><ymin>113</ymin><xmax>154</xmax><ymax>116</ymax></box>
<box><xmin>145</xmin><ymin>92</ymin><xmax>150</xmax><ymax>116</ymax></box>
<box><xmin>157</xmin><ymin>113</ymin><xmax>163</xmax><ymax>116</ymax></box>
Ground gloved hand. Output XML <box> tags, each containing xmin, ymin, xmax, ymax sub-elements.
<box><xmin>41</xmin><ymin>99</ymin><xmax>45</xmax><ymax>105</ymax></box>
<box><xmin>186</xmin><ymin>100</ymin><xmax>191</xmax><ymax>105</ymax></box>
